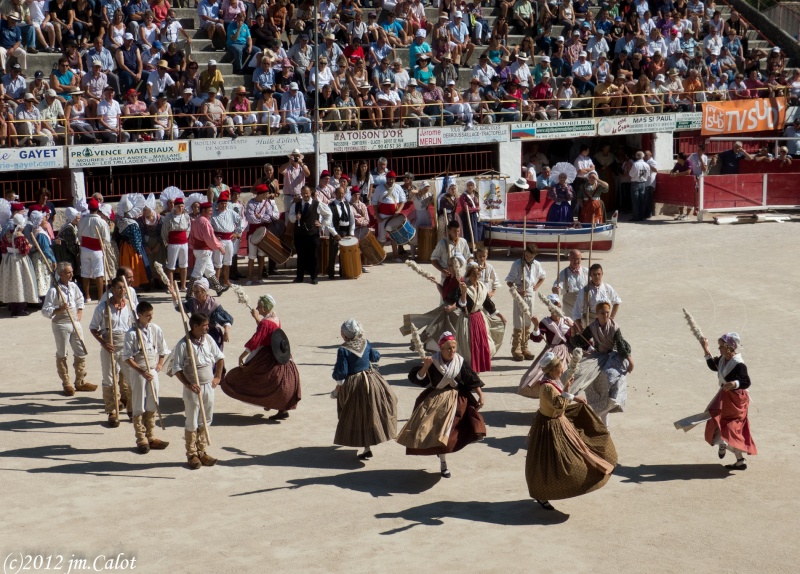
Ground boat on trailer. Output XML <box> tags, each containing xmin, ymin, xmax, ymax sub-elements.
<box><xmin>484</xmin><ymin>212</ymin><xmax>618</xmax><ymax>253</ymax></box>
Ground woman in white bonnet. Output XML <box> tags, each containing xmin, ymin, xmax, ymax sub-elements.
<box><xmin>0</xmin><ymin>213</ymin><xmax>40</xmax><ymax>316</ymax></box>
<box><xmin>332</xmin><ymin>319</ymin><xmax>398</xmax><ymax>461</ymax></box>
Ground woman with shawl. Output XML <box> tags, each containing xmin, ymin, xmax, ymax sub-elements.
<box><xmin>179</xmin><ymin>277</ymin><xmax>234</xmax><ymax>351</ymax></box>
<box><xmin>0</xmin><ymin>214</ymin><xmax>40</xmax><ymax>316</ymax></box>
<box><xmin>436</xmin><ymin>181</ymin><xmax>458</xmax><ymax>241</ymax></box>
<box><xmin>138</xmin><ymin>196</ymin><xmax>166</xmax><ymax>288</ymax></box>
<box><xmin>458</xmin><ymin>179</ymin><xmax>482</xmax><ymax>245</ymax></box>
<box><xmin>546</xmin><ymin>171</ymin><xmax>574</xmax><ymax>223</ymax></box>
<box><xmin>408</xmin><ymin>180</ymin><xmax>433</xmax><ymax>259</ymax></box>
<box><xmin>518</xmin><ymin>293</ymin><xmax>574</xmax><ymax>398</ymax></box>
<box><xmin>698</xmin><ymin>333</ymin><xmax>756</xmax><ymax>470</ymax></box>
<box><xmin>53</xmin><ymin>207</ymin><xmax>81</xmax><ymax>276</ymax></box>
<box><xmin>578</xmin><ymin>171</ymin><xmax>609</xmax><ymax>224</ymax></box>
<box><xmin>221</xmin><ymin>295</ymin><xmax>302</xmax><ymax>420</ymax></box>
<box><xmin>116</xmin><ymin>195</ymin><xmax>150</xmax><ymax>288</ymax></box>
<box><xmin>569</xmin><ymin>300</ymin><xmax>634</xmax><ymax>426</ymax></box>
<box><xmin>397</xmin><ymin>332</ymin><xmax>487</xmax><ymax>478</ymax></box>
<box><xmin>331</xmin><ymin>319</ymin><xmax>398</xmax><ymax>461</ymax></box>
<box><xmin>525</xmin><ymin>352</ymin><xmax>617</xmax><ymax>510</ymax></box>
<box><xmin>27</xmin><ymin>210</ymin><xmax>56</xmax><ymax>298</ymax></box>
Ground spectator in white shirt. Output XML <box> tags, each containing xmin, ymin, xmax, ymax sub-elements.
<box><xmin>628</xmin><ymin>151</ymin><xmax>651</xmax><ymax>221</ymax></box>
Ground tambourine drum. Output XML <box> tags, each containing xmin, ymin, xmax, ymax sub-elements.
<box><xmin>385</xmin><ymin>214</ymin><xmax>416</xmax><ymax>245</ymax></box>
<box><xmin>416</xmin><ymin>227</ymin><xmax>437</xmax><ymax>263</ymax></box>
<box><xmin>359</xmin><ymin>231</ymin><xmax>385</xmax><ymax>266</ymax></box>
<box><xmin>319</xmin><ymin>236</ymin><xmax>330</xmax><ymax>274</ymax></box>
<box><xmin>248</xmin><ymin>226</ymin><xmax>291</xmax><ymax>264</ymax></box>
<box><xmin>338</xmin><ymin>236</ymin><xmax>362</xmax><ymax>279</ymax></box>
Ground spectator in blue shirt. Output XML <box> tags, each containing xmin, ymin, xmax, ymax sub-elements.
<box><xmin>226</xmin><ymin>11</ymin><xmax>260</xmax><ymax>74</ymax></box>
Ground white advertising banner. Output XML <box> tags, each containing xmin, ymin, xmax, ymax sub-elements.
<box><xmin>597</xmin><ymin>113</ymin><xmax>676</xmax><ymax>136</ymax></box>
<box><xmin>68</xmin><ymin>141</ymin><xmax>190</xmax><ymax>168</ymax></box>
<box><xmin>191</xmin><ymin>134</ymin><xmax>314</xmax><ymax>161</ymax></box>
<box><xmin>319</xmin><ymin>128</ymin><xmax>418</xmax><ymax>153</ymax></box>
<box><xmin>511</xmin><ymin>119</ymin><xmax>596</xmax><ymax>140</ymax></box>
<box><xmin>674</xmin><ymin>112</ymin><xmax>703</xmax><ymax>132</ymax></box>
<box><xmin>418</xmin><ymin>124</ymin><xmax>509</xmax><ymax>147</ymax></box>
<box><xmin>0</xmin><ymin>147</ymin><xmax>64</xmax><ymax>171</ymax></box>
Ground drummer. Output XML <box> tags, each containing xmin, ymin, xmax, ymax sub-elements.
<box><xmin>408</xmin><ymin>181</ymin><xmax>433</xmax><ymax>260</ymax></box>
<box><xmin>328</xmin><ymin>186</ymin><xmax>355</xmax><ymax>279</ymax></box>
<box><xmin>371</xmin><ymin>171</ymin><xmax>406</xmax><ymax>262</ymax></box>
<box><xmin>245</xmin><ymin>183</ymin><xmax>282</xmax><ymax>285</ymax></box>
<box><xmin>350</xmin><ymin>187</ymin><xmax>371</xmax><ymax>241</ymax></box>
<box><xmin>316</xmin><ymin>170</ymin><xmax>335</xmax><ymax>205</ymax></box>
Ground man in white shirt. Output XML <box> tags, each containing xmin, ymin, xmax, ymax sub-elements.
<box><xmin>644</xmin><ymin>150</ymin><xmax>658</xmax><ymax>218</ymax></box>
<box><xmin>431</xmin><ymin>220</ymin><xmax>471</xmax><ymax>281</ymax></box>
<box><xmin>552</xmin><ymin>249</ymin><xmax>588</xmax><ymax>317</ymax></box>
<box><xmin>448</xmin><ymin>11</ymin><xmax>473</xmax><ymax>66</ymax></box>
<box><xmin>628</xmin><ymin>150</ymin><xmax>651</xmax><ymax>221</ymax></box>
<box><xmin>505</xmin><ymin>244</ymin><xmax>546</xmax><ymax>361</ymax></box>
<box><xmin>371</xmin><ymin>170</ymin><xmax>406</xmax><ymax>259</ymax></box>
<box><xmin>97</xmin><ymin>86</ymin><xmax>129</xmax><ymax>142</ymax></box>
<box><xmin>586</xmin><ymin>30</ymin><xmax>609</xmax><ymax>62</ymax></box>
<box><xmin>472</xmin><ymin>53</ymin><xmax>496</xmax><ymax>86</ymax></box>
<box><xmin>327</xmin><ymin>185</ymin><xmax>355</xmax><ymax>279</ymax></box>
<box><xmin>289</xmin><ymin>185</ymin><xmax>334</xmax><ymax>285</ymax></box>
<box><xmin>571</xmin><ymin>51</ymin><xmax>595</xmax><ymax>94</ymax></box>
<box><xmin>573</xmin><ymin>144</ymin><xmax>595</xmax><ymax>216</ymax></box>
<box><xmin>510</xmin><ymin>52</ymin><xmax>532</xmax><ymax>88</ymax></box>
<box><xmin>572</xmin><ymin>263</ymin><xmax>622</xmax><ymax>329</ymax></box>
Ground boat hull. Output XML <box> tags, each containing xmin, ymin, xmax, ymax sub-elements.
<box><xmin>485</xmin><ymin>221</ymin><xmax>617</xmax><ymax>253</ymax></box>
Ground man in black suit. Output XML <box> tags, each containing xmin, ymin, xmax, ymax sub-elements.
<box><xmin>328</xmin><ymin>185</ymin><xmax>355</xmax><ymax>279</ymax></box>
<box><xmin>289</xmin><ymin>185</ymin><xmax>333</xmax><ymax>285</ymax></box>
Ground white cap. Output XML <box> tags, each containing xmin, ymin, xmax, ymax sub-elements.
<box><xmin>123</xmin><ymin>32</ymin><xmax>134</xmax><ymax>40</ymax></box>
<box><xmin>454</xmin><ymin>10</ymin><xmax>463</xmax><ymax>17</ymax></box>
<box><xmin>773</xmin><ymin>47</ymin><xmax>781</xmax><ymax>53</ymax></box>
<box><xmin>656</xmin><ymin>74</ymin><xmax>665</xmax><ymax>82</ymax></box>
<box><xmin>447</xmin><ymin>79</ymin><xmax>456</xmax><ymax>85</ymax></box>
<box><xmin>579</xmin><ymin>51</ymin><xmax>587</xmax><ymax>57</ymax></box>
<box><xmin>542</xmin><ymin>71</ymin><xmax>551</xmax><ymax>78</ymax></box>
<box><xmin>557</xmin><ymin>36</ymin><xmax>565</xmax><ymax>42</ymax></box>
<box><xmin>46</xmin><ymin>89</ymin><xmax>57</xmax><ymax>97</ymax></box>
<box><xmin>420</xmin><ymin>181</ymin><xmax>431</xmax><ymax>189</ymax></box>
<box><xmin>541</xmin><ymin>56</ymin><xmax>550</xmax><ymax>63</ymax></box>
<box><xmin>289</xmin><ymin>82</ymin><xmax>299</xmax><ymax>90</ymax></box>
<box><xmin>208</xmin><ymin>59</ymin><xmax>218</xmax><ymax>66</ymax></box>
<box><xmin>416</xmin><ymin>29</ymin><xmax>426</xmax><ymax>38</ymax></box>
<box><xmin>408</xmin><ymin>78</ymin><xmax>418</xmax><ymax>86</ymax></box>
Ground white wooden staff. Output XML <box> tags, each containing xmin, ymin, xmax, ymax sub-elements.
<box><xmin>105</xmin><ymin>299</ymin><xmax>121</xmax><ymax>421</ymax></box>
<box><xmin>121</xmin><ymin>276</ymin><xmax>165</xmax><ymax>430</ymax></box>
<box><xmin>583</xmin><ymin>222</ymin><xmax>595</xmax><ymax>326</ymax></box>
<box><xmin>163</xmin><ymin>271</ymin><xmax>211</xmax><ymax>445</ymax></box>
<box><xmin>464</xmin><ymin>204</ymin><xmax>476</xmax><ymax>252</ymax></box>
<box><xmin>30</xmin><ymin>234</ymin><xmax>88</xmax><ymax>355</ymax></box>
<box><xmin>522</xmin><ymin>216</ymin><xmax>527</xmax><ymax>295</ymax></box>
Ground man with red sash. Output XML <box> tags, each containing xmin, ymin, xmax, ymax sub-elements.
<box><xmin>161</xmin><ymin>197</ymin><xmax>191</xmax><ymax>292</ymax></box>
<box><xmin>371</xmin><ymin>170</ymin><xmax>406</xmax><ymax>261</ymax></box>
<box><xmin>186</xmin><ymin>202</ymin><xmax>228</xmax><ymax>299</ymax></box>
<box><xmin>77</xmin><ymin>198</ymin><xmax>111</xmax><ymax>302</ymax></box>
<box><xmin>245</xmin><ymin>183</ymin><xmax>283</xmax><ymax>284</ymax></box>
<box><xmin>210</xmin><ymin>191</ymin><xmax>245</xmax><ymax>288</ymax></box>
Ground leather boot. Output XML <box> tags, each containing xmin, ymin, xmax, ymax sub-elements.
<box><xmin>196</xmin><ymin>427</ymin><xmax>217</xmax><ymax>466</ymax></box>
<box><xmin>57</xmin><ymin>357</ymin><xmax>75</xmax><ymax>396</ymax></box>
<box><xmin>133</xmin><ymin>415</ymin><xmax>149</xmax><ymax>453</ymax></box>
<box><xmin>73</xmin><ymin>356</ymin><xmax>97</xmax><ymax>392</ymax></box>
<box><xmin>184</xmin><ymin>277</ymin><xmax>195</xmax><ymax>302</ymax></box>
<box><xmin>144</xmin><ymin>411</ymin><xmax>169</xmax><ymax>449</ymax></box>
<box><xmin>119</xmin><ymin>373</ymin><xmax>133</xmax><ymax>420</ymax></box>
<box><xmin>522</xmin><ymin>328</ymin><xmax>536</xmax><ymax>361</ymax></box>
<box><xmin>185</xmin><ymin>430</ymin><xmax>201</xmax><ymax>469</ymax></box>
<box><xmin>206</xmin><ymin>273</ymin><xmax>229</xmax><ymax>296</ymax></box>
<box><xmin>102</xmin><ymin>386</ymin><xmax>120</xmax><ymax>427</ymax></box>
<box><xmin>511</xmin><ymin>329</ymin><xmax>524</xmax><ymax>361</ymax></box>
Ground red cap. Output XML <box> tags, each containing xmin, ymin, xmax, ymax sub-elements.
<box><xmin>253</xmin><ymin>183</ymin><xmax>269</xmax><ymax>194</ymax></box>
<box><xmin>340</xmin><ymin>174</ymin><xmax>350</xmax><ymax>181</ymax></box>
<box><xmin>126</xmin><ymin>88</ymin><xmax>138</xmax><ymax>97</ymax></box>
<box><xmin>10</xmin><ymin>202</ymin><xmax>25</xmax><ymax>212</ymax></box>
<box><xmin>350</xmin><ymin>185</ymin><xmax>360</xmax><ymax>193</ymax></box>
<box><xmin>199</xmin><ymin>202</ymin><xmax>213</xmax><ymax>209</ymax></box>
<box><xmin>387</xmin><ymin>170</ymin><xmax>397</xmax><ymax>178</ymax></box>
<box><xmin>230</xmin><ymin>185</ymin><xmax>241</xmax><ymax>194</ymax></box>
<box><xmin>173</xmin><ymin>197</ymin><xmax>184</xmax><ymax>205</ymax></box>
<box><xmin>88</xmin><ymin>198</ymin><xmax>100</xmax><ymax>211</ymax></box>
<box><xmin>320</xmin><ymin>170</ymin><xmax>330</xmax><ymax>177</ymax></box>
<box><xmin>28</xmin><ymin>204</ymin><xmax>43</xmax><ymax>212</ymax></box>
<box><xmin>218</xmin><ymin>191</ymin><xmax>230</xmax><ymax>202</ymax></box>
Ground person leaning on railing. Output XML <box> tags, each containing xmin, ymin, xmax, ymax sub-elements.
<box><xmin>15</xmin><ymin>92</ymin><xmax>53</xmax><ymax>146</ymax></box>
<box><xmin>355</xmin><ymin>81</ymin><xmax>380</xmax><ymax>129</ymax></box>
<box><xmin>333</xmin><ymin>84</ymin><xmax>358</xmax><ymax>131</ymax></box>
<box><xmin>172</xmin><ymin>86</ymin><xmax>203</xmax><ymax>139</ymax></box>
<box><xmin>256</xmin><ymin>86</ymin><xmax>280</xmax><ymax>133</ymax></box>
<box><xmin>227</xmin><ymin>85</ymin><xmax>257</xmax><ymax>136</ymax></box>
<box><xmin>200</xmin><ymin>86</ymin><xmax>234</xmax><ymax>138</ymax></box>
<box><xmin>400</xmin><ymin>77</ymin><xmax>430</xmax><ymax>127</ymax></box>
<box><xmin>66</xmin><ymin>92</ymin><xmax>97</xmax><ymax>143</ymax></box>
<box><xmin>316</xmin><ymin>82</ymin><xmax>338</xmax><ymax>132</ymax></box>
<box><xmin>122</xmin><ymin>87</ymin><xmax>152</xmax><ymax>141</ymax></box>
<box><xmin>150</xmin><ymin>91</ymin><xmax>178</xmax><ymax>140</ymax></box>
<box><xmin>39</xmin><ymin>88</ymin><xmax>67</xmax><ymax>144</ymax></box>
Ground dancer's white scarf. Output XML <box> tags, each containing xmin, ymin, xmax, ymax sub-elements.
<box><xmin>431</xmin><ymin>352</ymin><xmax>463</xmax><ymax>389</ymax></box>
<box><xmin>543</xmin><ymin>317</ymin><xmax>570</xmax><ymax>344</ymax></box>
<box><xmin>717</xmin><ymin>353</ymin><xmax>743</xmax><ymax>388</ymax></box>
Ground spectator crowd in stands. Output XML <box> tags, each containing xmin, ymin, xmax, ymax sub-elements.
<box><xmin>0</xmin><ymin>0</ymin><xmax>798</xmax><ymax>147</ymax></box>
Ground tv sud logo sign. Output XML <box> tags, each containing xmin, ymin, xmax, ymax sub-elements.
<box><xmin>702</xmin><ymin>98</ymin><xmax>786</xmax><ymax>135</ymax></box>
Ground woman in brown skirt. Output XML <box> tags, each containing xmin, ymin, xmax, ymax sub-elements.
<box><xmin>332</xmin><ymin>319</ymin><xmax>398</xmax><ymax>460</ymax></box>
<box><xmin>221</xmin><ymin>295</ymin><xmax>301</xmax><ymax>420</ymax></box>
<box><xmin>526</xmin><ymin>352</ymin><xmax>617</xmax><ymax>510</ymax></box>
<box><xmin>397</xmin><ymin>332</ymin><xmax>486</xmax><ymax>478</ymax></box>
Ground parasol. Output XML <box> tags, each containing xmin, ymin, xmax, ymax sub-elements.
<box><xmin>0</xmin><ymin>198</ymin><xmax>10</xmax><ymax>230</ymax></box>
<box><xmin>550</xmin><ymin>162</ymin><xmax>577</xmax><ymax>184</ymax></box>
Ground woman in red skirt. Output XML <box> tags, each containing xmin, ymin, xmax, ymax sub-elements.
<box><xmin>701</xmin><ymin>332</ymin><xmax>756</xmax><ymax>470</ymax></box>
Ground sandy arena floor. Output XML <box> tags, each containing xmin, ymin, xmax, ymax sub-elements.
<box><xmin>0</xmin><ymin>216</ymin><xmax>797</xmax><ymax>574</ymax></box>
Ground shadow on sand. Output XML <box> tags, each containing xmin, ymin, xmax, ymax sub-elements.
<box><xmin>615</xmin><ymin>463</ymin><xmax>732</xmax><ymax>484</ymax></box>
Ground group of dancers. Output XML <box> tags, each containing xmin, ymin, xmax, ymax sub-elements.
<box><xmin>12</xmin><ymin>192</ymin><xmax>755</xmax><ymax>508</ymax></box>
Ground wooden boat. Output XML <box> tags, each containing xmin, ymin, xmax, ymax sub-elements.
<box><xmin>485</xmin><ymin>212</ymin><xmax>618</xmax><ymax>253</ymax></box>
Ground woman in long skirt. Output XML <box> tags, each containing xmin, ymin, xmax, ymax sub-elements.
<box><xmin>578</xmin><ymin>171</ymin><xmax>609</xmax><ymax>224</ymax></box>
<box><xmin>332</xmin><ymin>319</ymin><xmax>398</xmax><ymax>460</ymax></box>
<box><xmin>221</xmin><ymin>295</ymin><xmax>301</xmax><ymax>420</ymax></box>
<box><xmin>546</xmin><ymin>172</ymin><xmax>574</xmax><ymax>223</ymax></box>
<box><xmin>525</xmin><ymin>352</ymin><xmax>617</xmax><ymax>510</ymax></box>
<box><xmin>27</xmin><ymin>210</ymin><xmax>56</xmax><ymax>298</ymax></box>
<box><xmin>700</xmin><ymin>333</ymin><xmax>756</xmax><ymax>470</ymax></box>
<box><xmin>0</xmin><ymin>214</ymin><xmax>40</xmax><ymax>316</ymax></box>
<box><xmin>408</xmin><ymin>180</ymin><xmax>433</xmax><ymax>259</ymax></box>
<box><xmin>462</xmin><ymin>262</ymin><xmax>504</xmax><ymax>372</ymax></box>
<box><xmin>397</xmin><ymin>332</ymin><xmax>486</xmax><ymax>478</ymax></box>
<box><xmin>138</xmin><ymin>201</ymin><xmax>166</xmax><ymax>288</ymax></box>
<box><xmin>458</xmin><ymin>179</ymin><xmax>482</xmax><ymax>245</ymax></box>
<box><xmin>53</xmin><ymin>207</ymin><xmax>81</xmax><ymax>276</ymax></box>
<box><xmin>569</xmin><ymin>300</ymin><xmax>635</xmax><ymax>426</ymax></box>
<box><xmin>519</xmin><ymin>294</ymin><xmax>573</xmax><ymax>398</ymax></box>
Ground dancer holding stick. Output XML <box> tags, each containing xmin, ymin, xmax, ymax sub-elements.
<box><xmin>89</xmin><ymin>276</ymin><xmax>133</xmax><ymax>427</ymax></box>
<box><xmin>122</xmin><ymin>276</ymin><xmax>167</xmax><ymax>432</ymax></box>
<box><xmin>505</xmin><ymin>220</ymin><xmax>545</xmax><ymax>362</ymax></box>
<box><xmin>41</xmin><ymin>260</ymin><xmax>95</xmax><ymax>396</ymax></box>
